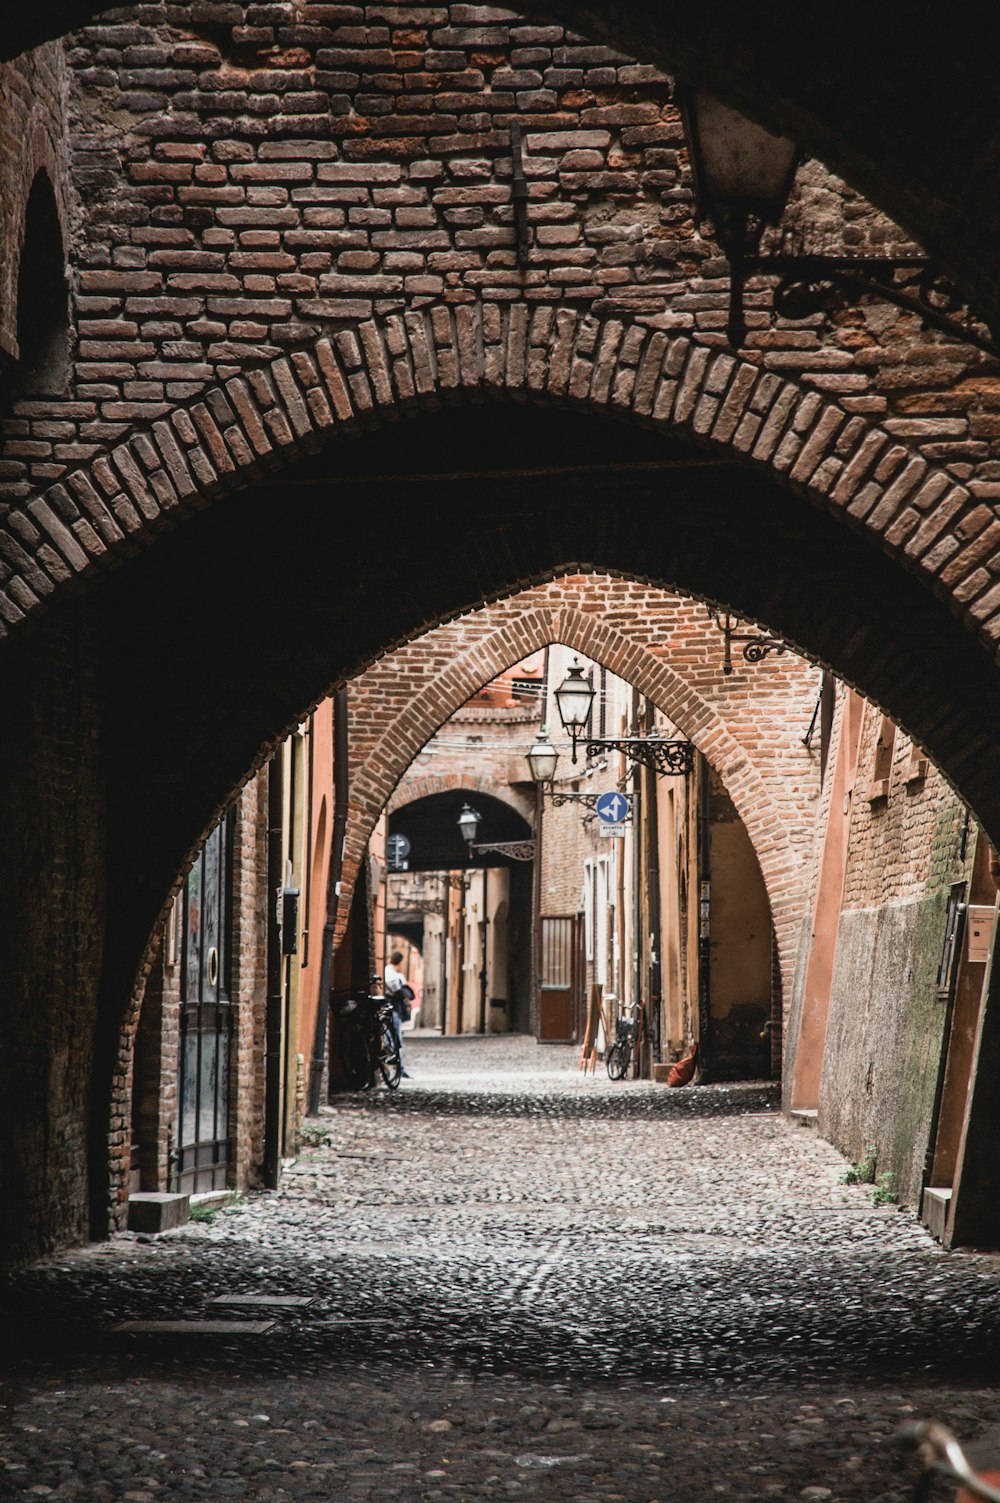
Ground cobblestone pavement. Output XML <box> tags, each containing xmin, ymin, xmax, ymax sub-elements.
<box><xmin>3</xmin><ymin>1035</ymin><xmax>1000</xmax><ymax>1501</ymax></box>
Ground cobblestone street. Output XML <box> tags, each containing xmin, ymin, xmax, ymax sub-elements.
<box><xmin>3</xmin><ymin>1035</ymin><xmax>1000</xmax><ymax>1501</ymax></box>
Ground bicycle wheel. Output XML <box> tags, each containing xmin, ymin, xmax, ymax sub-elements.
<box><xmin>606</xmin><ymin>1041</ymin><xmax>627</xmax><ymax>1080</ymax></box>
<box><xmin>378</xmin><ymin>1020</ymin><xmax>401</xmax><ymax>1089</ymax></box>
<box><xmin>342</xmin><ymin>1020</ymin><xmax>373</xmax><ymax>1090</ymax></box>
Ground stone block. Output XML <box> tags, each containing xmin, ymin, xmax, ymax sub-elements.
<box><xmin>922</xmin><ymin>1186</ymin><xmax>952</xmax><ymax>1243</ymax></box>
<box><xmin>127</xmin><ymin>1191</ymin><xmax>190</xmax><ymax>1233</ymax></box>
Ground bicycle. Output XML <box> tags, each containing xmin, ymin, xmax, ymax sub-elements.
<box><xmin>606</xmin><ymin>1014</ymin><xmax>638</xmax><ymax>1080</ymax></box>
<box><xmin>335</xmin><ymin>990</ymin><xmax>402</xmax><ymax>1090</ymax></box>
<box><xmin>901</xmin><ymin>1420</ymin><xmax>1000</xmax><ymax>1501</ymax></box>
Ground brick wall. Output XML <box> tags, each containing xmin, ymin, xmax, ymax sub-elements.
<box><xmin>840</xmin><ymin>704</ymin><xmax>967</xmax><ymax>910</ymax></box>
<box><xmin>0</xmin><ymin>8</ymin><xmax>996</xmax><ymax>692</ymax></box>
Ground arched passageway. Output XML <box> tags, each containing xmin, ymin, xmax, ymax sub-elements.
<box><xmin>4</xmin><ymin>376</ymin><xmax>1000</xmax><ymax>1261</ymax></box>
<box><xmin>346</xmin><ymin>605</ymin><xmax>815</xmax><ymax>1002</ymax></box>
<box><xmin>387</xmin><ymin>787</ymin><xmax>535</xmax><ymax>1039</ymax></box>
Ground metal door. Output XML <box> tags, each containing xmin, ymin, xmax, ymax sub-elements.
<box><xmin>538</xmin><ymin>914</ymin><xmax>580</xmax><ymax>1043</ymax></box>
<box><xmin>175</xmin><ymin>816</ymin><xmax>234</xmax><ymax>1192</ymax></box>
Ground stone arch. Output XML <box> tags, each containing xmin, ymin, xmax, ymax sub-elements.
<box><xmin>346</xmin><ymin>606</ymin><xmax>809</xmax><ymax>996</ymax></box>
<box><xmin>7</xmin><ymin>308</ymin><xmax>1000</xmax><ymax>1263</ymax></box>
<box><xmin>387</xmin><ymin>773</ymin><xmax>534</xmax><ymax>827</ymax></box>
<box><xmin>0</xmin><ymin>301</ymin><xmax>989</xmax><ymax>659</ymax></box>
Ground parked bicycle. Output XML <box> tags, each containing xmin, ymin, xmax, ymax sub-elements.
<box><xmin>335</xmin><ymin>989</ymin><xmax>402</xmax><ymax>1091</ymax></box>
<box><xmin>606</xmin><ymin>1014</ymin><xmax>638</xmax><ymax>1081</ymax></box>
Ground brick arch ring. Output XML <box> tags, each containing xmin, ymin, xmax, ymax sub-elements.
<box><xmin>386</xmin><ymin>772</ymin><xmax>534</xmax><ymax>827</ymax></box>
<box><xmin>343</xmin><ymin>605</ymin><xmax>808</xmax><ymax>1000</ymax></box>
<box><xmin>1</xmin><ymin>300</ymin><xmax>995</xmax><ymax>660</ymax></box>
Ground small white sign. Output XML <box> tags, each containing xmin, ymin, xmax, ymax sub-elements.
<box><xmin>599</xmin><ymin>823</ymin><xmax>627</xmax><ymax>838</ymax></box>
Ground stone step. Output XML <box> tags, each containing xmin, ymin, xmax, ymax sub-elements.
<box><xmin>921</xmin><ymin>1186</ymin><xmax>953</xmax><ymax>1243</ymax></box>
<box><xmin>126</xmin><ymin>1192</ymin><xmax>190</xmax><ymax>1234</ymax></box>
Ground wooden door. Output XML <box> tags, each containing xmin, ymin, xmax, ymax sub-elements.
<box><xmin>538</xmin><ymin>915</ymin><xmax>580</xmax><ymax>1043</ymax></box>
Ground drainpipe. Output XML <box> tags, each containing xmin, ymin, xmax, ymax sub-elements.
<box><xmin>264</xmin><ymin>749</ymin><xmax>284</xmax><ymax>1190</ymax></box>
<box><xmin>479</xmin><ymin>865</ymin><xmax>489</xmax><ymax>1034</ymax></box>
<box><xmin>644</xmin><ymin>698</ymin><xmax>662</xmax><ymax>1067</ymax></box>
<box><xmin>308</xmin><ymin>686</ymin><xmax>349</xmax><ymax>1117</ymax></box>
<box><xmin>697</xmin><ymin>755</ymin><xmax>712</xmax><ymax>1083</ymax></box>
<box><xmin>631</xmin><ymin>689</ymin><xmax>642</xmax><ymax>1018</ymax></box>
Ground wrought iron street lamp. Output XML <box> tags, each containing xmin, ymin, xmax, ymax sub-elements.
<box><xmin>680</xmin><ymin>90</ymin><xmax>999</xmax><ymax>357</ymax></box>
<box><xmin>553</xmin><ymin>660</ymin><xmax>594</xmax><ymax>760</ymax></box>
<box><xmin>457</xmin><ymin>803</ymin><xmax>482</xmax><ymax>851</ymax></box>
<box><xmin>552</xmin><ymin>659</ymin><xmax>694</xmax><ymax>778</ymax></box>
<box><xmin>458</xmin><ymin>800</ymin><xmax>534</xmax><ymax>862</ymax></box>
<box><xmin>526</xmin><ymin>728</ymin><xmax>559</xmax><ymax>785</ymax></box>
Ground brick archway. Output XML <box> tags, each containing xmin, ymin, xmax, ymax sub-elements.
<box><xmin>347</xmin><ymin>605</ymin><xmax>811</xmax><ymax>995</ymax></box>
<box><xmin>1</xmin><ymin>301</ymin><xmax>990</xmax><ymax>657</ymax></box>
<box><xmin>387</xmin><ymin>773</ymin><xmax>533</xmax><ymax>826</ymax></box>
<box><xmin>7</xmin><ymin>307</ymin><xmax>1000</xmax><ymax>1264</ymax></box>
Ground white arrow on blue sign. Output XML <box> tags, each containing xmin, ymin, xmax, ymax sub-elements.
<box><xmin>595</xmin><ymin>791</ymin><xmax>630</xmax><ymax>824</ymax></box>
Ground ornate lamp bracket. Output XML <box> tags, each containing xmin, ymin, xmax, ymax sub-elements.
<box><xmin>708</xmin><ymin>606</ymin><xmax>789</xmax><ymax>676</ymax></box>
<box><xmin>583</xmin><ymin>738</ymin><xmax>694</xmax><ymax>777</ymax></box>
<box><xmin>547</xmin><ymin>790</ymin><xmax>603</xmax><ymax>810</ymax></box>
<box><xmin>471</xmin><ymin>839</ymin><xmax>536</xmax><ymax>862</ymax></box>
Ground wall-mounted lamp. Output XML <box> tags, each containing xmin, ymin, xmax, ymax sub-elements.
<box><xmin>679</xmin><ymin>89</ymin><xmax>998</xmax><ymax>356</ymax></box>
<box><xmin>526</xmin><ymin>727</ymin><xmax>559</xmax><ymax>784</ymax></box>
<box><xmin>552</xmin><ymin>658</ymin><xmax>693</xmax><ymax>777</ymax></box>
<box><xmin>457</xmin><ymin>803</ymin><xmax>482</xmax><ymax>851</ymax></box>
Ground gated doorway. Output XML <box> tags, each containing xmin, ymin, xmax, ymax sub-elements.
<box><xmin>174</xmin><ymin>814</ymin><xmax>234</xmax><ymax>1193</ymax></box>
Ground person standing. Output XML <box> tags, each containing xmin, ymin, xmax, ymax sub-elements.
<box><xmin>383</xmin><ymin>950</ymin><xmax>412</xmax><ymax>1078</ymax></box>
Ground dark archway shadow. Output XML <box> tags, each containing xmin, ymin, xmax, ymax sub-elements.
<box><xmin>93</xmin><ymin>398</ymin><xmax>1000</xmax><ymax>974</ymax></box>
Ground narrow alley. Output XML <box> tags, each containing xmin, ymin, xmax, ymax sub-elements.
<box><xmin>3</xmin><ymin>1037</ymin><xmax>1000</xmax><ymax>1501</ymax></box>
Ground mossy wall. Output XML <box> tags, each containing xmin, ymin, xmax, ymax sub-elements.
<box><xmin>818</xmin><ymin>889</ymin><xmax>953</xmax><ymax>1206</ymax></box>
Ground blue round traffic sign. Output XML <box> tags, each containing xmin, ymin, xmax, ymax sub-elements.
<box><xmin>595</xmin><ymin>791</ymin><xmax>630</xmax><ymax>824</ymax></box>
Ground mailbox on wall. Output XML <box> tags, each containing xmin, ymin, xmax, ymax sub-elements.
<box><xmin>966</xmin><ymin>905</ymin><xmax>997</xmax><ymax>965</ymax></box>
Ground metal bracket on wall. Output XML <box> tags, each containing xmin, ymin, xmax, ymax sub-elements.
<box><xmin>510</xmin><ymin>121</ymin><xmax>530</xmax><ymax>266</ymax></box>
<box><xmin>583</xmin><ymin>738</ymin><xmax>694</xmax><ymax>777</ymax></box>
<box><xmin>708</xmin><ymin>605</ymin><xmax>789</xmax><ymax>676</ymax></box>
<box><xmin>547</xmin><ymin>790</ymin><xmax>604</xmax><ymax>810</ymax></box>
<box><xmin>471</xmin><ymin>839</ymin><xmax>536</xmax><ymax>861</ymax></box>
<box><xmin>757</xmin><ymin>255</ymin><xmax>1000</xmax><ymax>361</ymax></box>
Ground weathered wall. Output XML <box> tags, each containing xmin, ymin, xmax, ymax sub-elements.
<box><xmin>816</xmin><ymin>701</ymin><xmax>972</xmax><ymax>1206</ymax></box>
<box><xmin>818</xmin><ymin>892</ymin><xmax>954</xmax><ymax>1206</ymax></box>
<box><xmin>0</xmin><ymin>604</ymin><xmax>106</xmax><ymax>1263</ymax></box>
